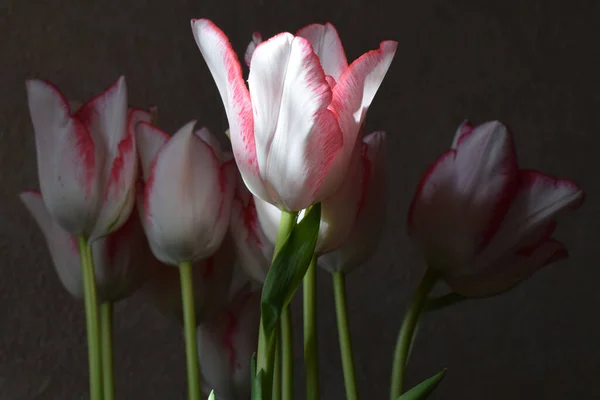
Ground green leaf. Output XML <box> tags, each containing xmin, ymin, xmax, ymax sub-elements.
<box><xmin>208</xmin><ymin>390</ymin><xmax>216</xmax><ymax>400</ymax></box>
<box><xmin>397</xmin><ymin>369</ymin><xmax>446</xmax><ymax>400</ymax></box>
<box><xmin>260</xmin><ymin>203</ymin><xmax>321</xmax><ymax>336</ymax></box>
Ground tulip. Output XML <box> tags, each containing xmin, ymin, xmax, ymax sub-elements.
<box><xmin>135</xmin><ymin>121</ymin><xmax>236</xmax><ymax>266</ymax></box>
<box><xmin>192</xmin><ymin>19</ymin><xmax>397</xmax><ymax>212</ymax></box>
<box><xmin>142</xmin><ymin>234</ymin><xmax>237</xmax><ymax>325</ymax></box>
<box><xmin>25</xmin><ymin>76</ymin><xmax>148</xmax><ymax>240</ymax></box>
<box><xmin>136</xmin><ymin>121</ymin><xmax>236</xmax><ymax>400</ymax></box>
<box><xmin>197</xmin><ymin>285</ymin><xmax>260</xmax><ymax>400</ymax></box>
<box><xmin>407</xmin><ymin>120</ymin><xmax>584</xmax><ymax>297</ymax></box>
<box><xmin>20</xmin><ymin>191</ymin><xmax>149</xmax><ymax>302</ymax></box>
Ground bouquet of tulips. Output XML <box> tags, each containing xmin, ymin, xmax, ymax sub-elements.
<box><xmin>20</xmin><ymin>17</ymin><xmax>584</xmax><ymax>400</ymax></box>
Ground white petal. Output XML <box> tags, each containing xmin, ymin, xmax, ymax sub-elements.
<box><xmin>191</xmin><ymin>19</ymin><xmax>268</xmax><ymax>202</ymax></box>
<box><xmin>450</xmin><ymin>120</ymin><xmax>473</xmax><ymax>149</ymax></box>
<box><xmin>408</xmin><ymin>121</ymin><xmax>519</xmax><ymax>272</ymax></box>
<box><xmin>142</xmin><ymin>121</ymin><xmax>224</xmax><ymax>265</ymax></box>
<box><xmin>296</xmin><ymin>22</ymin><xmax>348</xmax><ymax>82</ymax></box>
<box><xmin>323</xmin><ymin>41</ymin><xmax>397</xmax><ymax>209</ymax></box>
<box><xmin>244</xmin><ymin>32</ymin><xmax>263</xmax><ymax>67</ymax></box>
<box><xmin>195</xmin><ymin>127</ymin><xmax>224</xmax><ymax>162</ymax></box>
<box><xmin>90</xmin><ymin>106</ymin><xmax>151</xmax><ymax>241</ymax></box>
<box><xmin>319</xmin><ymin>131</ymin><xmax>387</xmax><ymax>273</ymax></box>
<box><xmin>135</xmin><ymin>122</ymin><xmax>170</xmax><ymax>181</ymax></box>
<box><xmin>230</xmin><ymin>195</ymin><xmax>274</xmax><ymax>283</ymax></box>
<box><xmin>26</xmin><ymin>79</ymin><xmax>100</xmax><ymax>235</ymax></box>
<box><xmin>248</xmin><ymin>33</ymin><xmax>342</xmax><ymax>210</ymax></box>
<box><xmin>20</xmin><ymin>191</ymin><xmax>84</xmax><ymax>298</ymax></box>
<box><xmin>447</xmin><ymin>240</ymin><xmax>567</xmax><ymax>297</ymax></box>
<box><xmin>475</xmin><ymin>170</ymin><xmax>583</xmax><ymax>269</ymax></box>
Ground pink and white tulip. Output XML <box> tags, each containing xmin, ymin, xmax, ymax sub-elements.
<box><xmin>192</xmin><ymin>19</ymin><xmax>397</xmax><ymax>211</ymax></box>
<box><xmin>135</xmin><ymin>122</ymin><xmax>236</xmax><ymax>266</ymax></box>
<box><xmin>319</xmin><ymin>131</ymin><xmax>387</xmax><ymax>273</ymax></box>
<box><xmin>408</xmin><ymin>120</ymin><xmax>585</xmax><ymax>296</ymax></box>
<box><xmin>25</xmin><ymin>77</ymin><xmax>150</xmax><ymax>240</ymax></box>
<box><xmin>143</xmin><ymin>235</ymin><xmax>237</xmax><ymax>324</ymax></box>
<box><xmin>197</xmin><ymin>285</ymin><xmax>260</xmax><ymax>400</ymax></box>
<box><xmin>20</xmin><ymin>191</ymin><xmax>148</xmax><ymax>302</ymax></box>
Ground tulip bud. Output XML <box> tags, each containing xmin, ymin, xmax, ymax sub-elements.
<box><xmin>135</xmin><ymin>121</ymin><xmax>236</xmax><ymax>266</ymax></box>
<box><xmin>197</xmin><ymin>285</ymin><xmax>260</xmax><ymax>400</ymax></box>
<box><xmin>25</xmin><ymin>77</ymin><xmax>150</xmax><ymax>240</ymax></box>
<box><xmin>20</xmin><ymin>191</ymin><xmax>148</xmax><ymax>302</ymax></box>
<box><xmin>408</xmin><ymin>120</ymin><xmax>584</xmax><ymax>296</ymax></box>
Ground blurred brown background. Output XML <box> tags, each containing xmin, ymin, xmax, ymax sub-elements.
<box><xmin>1</xmin><ymin>0</ymin><xmax>599</xmax><ymax>399</ymax></box>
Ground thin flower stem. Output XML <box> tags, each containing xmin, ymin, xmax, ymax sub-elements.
<box><xmin>179</xmin><ymin>261</ymin><xmax>201</xmax><ymax>400</ymax></box>
<box><xmin>281</xmin><ymin>305</ymin><xmax>294</xmax><ymax>400</ymax></box>
<box><xmin>303</xmin><ymin>254</ymin><xmax>319</xmax><ymax>399</ymax></box>
<box><xmin>256</xmin><ymin>210</ymin><xmax>298</xmax><ymax>399</ymax></box>
<box><xmin>77</xmin><ymin>236</ymin><xmax>103</xmax><ymax>400</ymax></box>
<box><xmin>272</xmin><ymin>331</ymin><xmax>281</xmax><ymax>400</ymax></box>
<box><xmin>100</xmin><ymin>302</ymin><xmax>115</xmax><ymax>400</ymax></box>
<box><xmin>390</xmin><ymin>268</ymin><xmax>437</xmax><ymax>400</ymax></box>
<box><xmin>332</xmin><ymin>271</ymin><xmax>358</xmax><ymax>400</ymax></box>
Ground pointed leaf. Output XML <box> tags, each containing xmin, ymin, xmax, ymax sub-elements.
<box><xmin>208</xmin><ymin>390</ymin><xmax>216</xmax><ymax>400</ymax></box>
<box><xmin>261</xmin><ymin>203</ymin><xmax>321</xmax><ymax>336</ymax></box>
<box><xmin>397</xmin><ymin>369</ymin><xmax>447</xmax><ymax>400</ymax></box>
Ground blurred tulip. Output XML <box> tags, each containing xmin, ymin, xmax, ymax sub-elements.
<box><xmin>192</xmin><ymin>19</ymin><xmax>397</xmax><ymax>211</ymax></box>
<box><xmin>319</xmin><ymin>131</ymin><xmax>387</xmax><ymax>273</ymax></box>
<box><xmin>25</xmin><ymin>76</ymin><xmax>150</xmax><ymax>240</ymax></box>
<box><xmin>135</xmin><ymin>122</ymin><xmax>236</xmax><ymax>266</ymax></box>
<box><xmin>142</xmin><ymin>235</ymin><xmax>237</xmax><ymax>325</ymax></box>
<box><xmin>197</xmin><ymin>284</ymin><xmax>260</xmax><ymax>400</ymax></box>
<box><xmin>408</xmin><ymin>120</ymin><xmax>585</xmax><ymax>296</ymax></box>
<box><xmin>20</xmin><ymin>191</ymin><xmax>148</xmax><ymax>302</ymax></box>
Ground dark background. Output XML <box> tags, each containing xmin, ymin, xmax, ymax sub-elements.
<box><xmin>1</xmin><ymin>0</ymin><xmax>599</xmax><ymax>399</ymax></box>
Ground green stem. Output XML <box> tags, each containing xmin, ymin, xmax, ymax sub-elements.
<box><xmin>281</xmin><ymin>305</ymin><xmax>294</xmax><ymax>400</ymax></box>
<box><xmin>180</xmin><ymin>261</ymin><xmax>201</xmax><ymax>400</ymax></box>
<box><xmin>101</xmin><ymin>302</ymin><xmax>115</xmax><ymax>400</ymax></box>
<box><xmin>272</xmin><ymin>331</ymin><xmax>281</xmax><ymax>400</ymax></box>
<box><xmin>303</xmin><ymin>254</ymin><xmax>319</xmax><ymax>399</ymax></box>
<box><xmin>390</xmin><ymin>268</ymin><xmax>437</xmax><ymax>400</ymax></box>
<box><xmin>77</xmin><ymin>236</ymin><xmax>103</xmax><ymax>400</ymax></box>
<box><xmin>332</xmin><ymin>271</ymin><xmax>358</xmax><ymax>400</ymax></box>
<box><xmin>256</xmin><ymin>210</ymin><xmax>298</xmax><ymax>385</ymax></box>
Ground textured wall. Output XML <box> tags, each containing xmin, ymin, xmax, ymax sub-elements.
<box><xmin>1</xmin><ymin>0</ymin><xmax>599</xmax><ymax>399</ymax></box>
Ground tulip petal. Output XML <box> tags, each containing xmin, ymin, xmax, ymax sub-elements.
<box><xmin>450</xmin><ymin>119</ymin><xmax>473</xmax><ymax>149</ymax></box>
<box><xmin>296</xmin><ymin>22</ymin><xmax>348</xmax><ymax>82</ymax></box>
<box><xmin>90</xmin><ymin>106</ymin><xmax>151</xmax><ymax>241</ymax></box>
<box><xmin>19</xmin><ymin>191</ymin><xmax>84</xmax><ymax>298</ymax></box>
<box><xmin>136</xmin><ymin>121</ymin><xmax>170</xmax><ymax>181</ymax></box>
<box><xmin>244</xmin><ymin>32</ymin><xmax>263</xmax><ymax>67</ymax></box>
<box><xmin>249</xmin><ymin>33</ymin><xmax>342</xmax><ymax>210</ymax></box>
<box><xmin>323</xmin><ymin>40</ymin><xmax>397</xmax><ymax>206</ymax></box>
<box><xmin>26</xmin><ymin>79</ymin><xmax>99</xmax><ymax>235</ymax></box>
<box><xmin>230</xmin><ymin>193</ymin><xmax>274</xmax><ymax>283</ymax></box>
<box><xmin>319</xmin><ymin>131</ymin><xmax>387</xmax><ymax>273</ymax></box>
<box><xmin>191</xmin><ymin>19</ymin><xmax>268</xmax><ymax>201</ymax></box>
<box><xmin>407</xmin><ymin>121</ymin><xmax>519</xmax><ymax>271</ymax></box>
<box><xmin>143</xmin><ymin>121</ymin><xmax>224</xmax><ymax>265</ymax></box>
<box><xmin>475</xmin><ymin>169</ymin><xmax>584</xmax><ymax>269</ymax></box>
<box><xmin>447</xmin><ymin>239</ymin><xmax>568</xmax><ymax>297</ymax></box>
